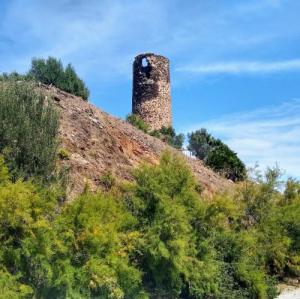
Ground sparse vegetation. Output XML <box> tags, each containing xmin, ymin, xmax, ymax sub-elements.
<box><xmin>126</xmin><ymin>114</ymin><xmax>150</xmax><ymax>133</ymax></box>
<box><xmin>99</xmin><ymin>171</ymin><xmax>116</xmax><ymax>191</ymax></box>
<box><xmin>126</xmin><ymin>114</ymin><xmax>184</xmax><ymax>149</ymax></box>
<box><xmin>151</xmin><ymin>126</ymin><xmax>185</xmax><ymax>149</ymax></box>
<box><xmin>58</xmin><ymin>148</ymin><xmax>70</xmax><ymax>160</ymax></box>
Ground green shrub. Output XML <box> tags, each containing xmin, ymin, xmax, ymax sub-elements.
<box><xmin>50</xmin><ymin>192</ymin><xmax>146</xmax><ymax>298</ymax></box>
<box><xmin>1</xmin><ymin>57</ymin><xmax>90</xmax><ymax>100</ymax></box>
<box><xmin>0</xmin><ymin>151</ymin><xmax>298</xmax><ymax>298</ymax></box>
<box><xmin>0</xmin><ymin>159</ymin><xmax>146</xmax><ymax>298</ymax></box>
<box><xmin>0</xmin><ymin>156</ymin><xmax>9</xmax><ymax>184</ymax></box>
<box><xmin>126</xmin><ymin>114</ymin><xmax>184</xmax><ymax>150</ymax></box>
<box><xmin>58</xmin><ymin>148</ymin><xmax>70</xmax><ymax>160</ymax></box>
<box><xmin>126</xmin><ymin>114</ymin><xmax>150</xmax><ymax>133</ymax></box>
<box><xmin>150</xmin><ymin>126</ymin><xmax>185</xmax><ymax>149</ymax></box>
<box><xmin>99</xmin><ymin>171</ymin><xmax>116</xmax><ymax>191</ymax></box>
<box><xmin>0</xmin><ymin>81</ymin><xmax>59</xmax><ymax>181</ymax></box>
<box><xmin>126</xmin><ymin>152</ymin><xmax>218</xmax><ymax>297</ymax></box>
<box><xmin>0</xmin><ymin>269</ymin><xmax>33</xmax><ymax>299</ymax></box>
<box><xmin>0</xmin><ymin>71</ymin><xmax>27</xmax><ymax>82</ymax></box>
<box><xmin>28</xmin><ymin>57</ymin><xmax>89</xmax><ymax>100</ymax></box>
<box><xmin>0</xmin><ymin>160</ymin><xmax>59</xmax><ymax>298</ymax></box>
<box><xmin>206</xmin><ymin>143</ymin><xmax>246</xmax><ymax>181</ymax></box>
<box><xmin>188</xmin><ymin>129</ymin><xmax>246</xmax><ymax>181</ymax></box>
<box><xmin>187</xmin><ymin>128</ymin><xmax>214</xmax><ymax>160</ymax></box>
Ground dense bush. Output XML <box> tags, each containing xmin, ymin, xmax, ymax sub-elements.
<box><xmin>188</xmin><ymin>129</ymin><xmax>246</xmax><ymax>181</ymax></box>
<box><xmin>28</xmin><ymin>57</ymin><xmax>89</xmax><ymax>100</ymax></box>
<box><xmin>206</xmin><ymin>143</ymin><xmax>247</xmax><ymax>181</ymax></box>
<box><xmin>0</xmin><ymin>151</ymin><xmax>299</xmax><ymax>298</ymax></box>
<box><xmin>0</xmin><ymin>80</ymin><xmax>59</xmax><ymax>181</ymax></box>
<box><xmin>0</xmin><ymin>157</ymin><xmax>145</xmax><ymax>298</ymax></box>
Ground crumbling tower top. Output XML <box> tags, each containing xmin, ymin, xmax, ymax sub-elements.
<box><xmin>132</xmin><ymin>53</ymin><xmax>172</xmax><ymax>131</ymax></box>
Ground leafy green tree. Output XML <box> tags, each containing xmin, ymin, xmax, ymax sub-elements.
<box><xmin>29</xmin><ymin>57</ymin><xmax>64</xmax><ymax>86</ymax></box>
<box><xmin>61</xmin><ymin>63</ymin><xmax>89</xmax><ymax>100</ymax></box>
<box><xmin>188</xmin><ymin>129</ymin><xmax>246</xmax><ymax>181</ymax></box>
<box><xmin>206</xmin><ymin>143</ymin><xmax>246</xmax><ymax>182</ymax></box>
<box><xmin>28</xmin><ymin>57</ymin><xmax>89</xmax><ymax>100</ymax></box>
<box><xmin>0</xmin><ymin>80</ymin><xmax>59</xmax><ymax>180</ymax></box>
<box><xmin>187</xmin><ymin>128</ymin><xmax>214</xmax><ymax>160</ymax></box>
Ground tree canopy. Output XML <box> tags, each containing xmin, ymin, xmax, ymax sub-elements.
<box><xmin>1</xmin><ymin>57</ymin><xmax>90</xmax><ymax>100</ymax></box>
<box><xmin>28</xmin><ymin>57</ymin><xmax>89</xmax><ymax>100</ymax></box>
<box><xmin>188</xmin><ymin>129</ymin><xmax>246</xmax><ymax>181</ymax></box>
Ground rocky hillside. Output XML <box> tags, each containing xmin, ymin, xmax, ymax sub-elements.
<box><xmin>43</xmin><ymin>85</ymin><xmax>231</xmax><ymax>198</ymax></box>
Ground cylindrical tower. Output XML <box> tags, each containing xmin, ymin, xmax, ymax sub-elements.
<box><xmin>132</xmin><ymin>53</ymin><xmax>172</xmax><ymax>131</ymax></box>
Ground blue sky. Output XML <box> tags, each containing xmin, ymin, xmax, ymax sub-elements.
<box><xmin>1</xmin><ymin>0</ymin><xmax>300</xmax><ymax>178</ymax></box>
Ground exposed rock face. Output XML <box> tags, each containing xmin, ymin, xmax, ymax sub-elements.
<box><xmin>42</xmin><ymin>85</ymin><xmax>231</xmax><ymax>199</ymax></box>
<box><xmin>132</xmin><ymin>53</ymin><xmax>172</xmax><ymax>130</ymax></box>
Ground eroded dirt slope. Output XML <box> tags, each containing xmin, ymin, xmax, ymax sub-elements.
<box><xmin>43</xmin><ymin>85</ymin><xmax>231</xmax><ymax>198</ymax></box>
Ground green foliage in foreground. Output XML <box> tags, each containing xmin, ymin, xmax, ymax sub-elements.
<box><xmin>188</xmin><ymin>128</ymin><xmax>246</xmax><ymax>181</ymax></box>
<box><xmin>0</xmin><ymin>81</ymin><xmax>59</xmax><ymax>181</ymax></box>
<box><xmin>0</xmin><ymin>152</ymin><xmax>299</xmax><ymax>298</ymax></box>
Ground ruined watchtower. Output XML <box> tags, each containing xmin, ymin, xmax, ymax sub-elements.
<box><xmin>132</xmin><ymin>53</ymin><xmax>172</xmax><ymax>131</ymax></box>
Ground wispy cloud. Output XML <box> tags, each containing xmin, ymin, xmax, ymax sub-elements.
<box><xmin>177</xmin><ymin>59</ymin><xmax>300</xmax><ymax>75</ymax></box>
<box><xmin>1</xmin><ymin>0</ymin><xmax>300</xmax><ymax>80</ymax></box>
<box><xmin>183</xmin><ymin>99</ymin><xmax>300</xmax><ymax>178</ymax></box>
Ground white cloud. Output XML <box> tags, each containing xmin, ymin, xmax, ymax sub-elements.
<box><xmin>1</xmin><ymin>0</ymin><xmax>300</xmax><ymax>80</ymax></box>
<box><xmin>176</xmin><ymin>59</ymin><xmax>300</xmax><ymax>75</ymax></box>
<box><xmin>184</xmin><ymin>99</ymin><xmax>300</xmax><ymax>178</ymax></box>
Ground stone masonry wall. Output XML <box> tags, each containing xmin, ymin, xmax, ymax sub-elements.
<box><xmin>132</xmin><ymin>53</ymin><xmax>172</xmax><ymax>131</ymax></box>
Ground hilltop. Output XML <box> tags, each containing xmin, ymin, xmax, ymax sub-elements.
<box><xmin>41</xmin><ymin>84</ymin><xmax>231</xmax><ymax>198</ymax></box>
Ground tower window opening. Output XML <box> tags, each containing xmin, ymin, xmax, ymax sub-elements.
<box><xmin>141</xmin><ymin>57</ymin><xmax>151</xmax><ymax>78</ymax></box>
<box><xmin>142</xmin><ymin>57</ymin><xmax>148</xmax><ymax>67</ymax></box>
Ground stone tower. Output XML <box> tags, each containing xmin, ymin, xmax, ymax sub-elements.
<box><xmin>132</xmin><ymin>53</ymin><xmax>172</xmax><ymax>131</ymax></box>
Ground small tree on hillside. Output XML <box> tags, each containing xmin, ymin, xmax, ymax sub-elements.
<box><xmin>206</xmin><ymin>143</ymin><xmax>246</xmax><ymax>181</ymax></box>
<box><xmin>188</xmin><ymin>128</ymin><xmax>246</xmax><ymax>181</ymax></box>
<box><xmin>28</xmin><ymin>57</ymin><xmax>89</xmax><ymax>100</ymax></box>
<box><xmin>29</xmin><ymin>57</ymin><xmax>64</xmax><ymax>86</ymax></box>
<box><xmin>151</xmin><ymin>126</ymin><xmax>185</xmax><ymax>150</ymax></box>
<box><xmin>187</xmin><ymin>129</ymin><xmax>214</xmax><ymax>160</ymax></box>
<box><xmin>62</xmin><ymin>64</ymin><xmax>89</xmax><ymax>100</ymax></box>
